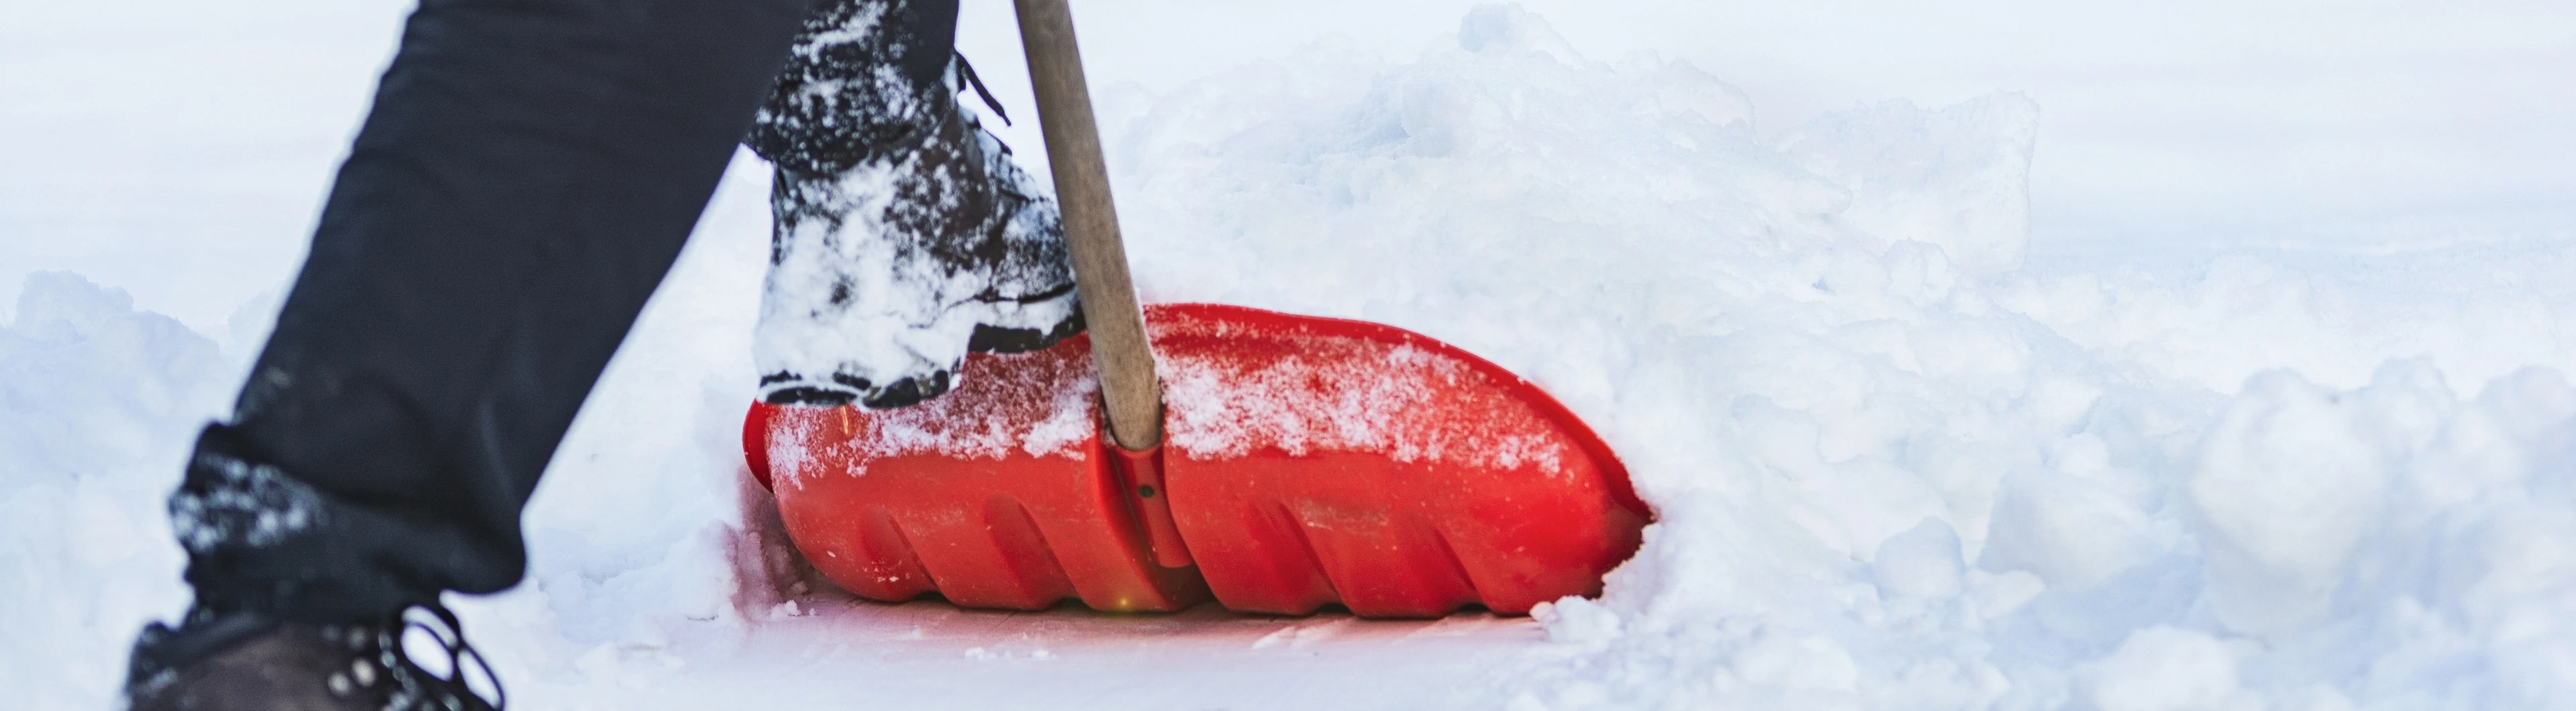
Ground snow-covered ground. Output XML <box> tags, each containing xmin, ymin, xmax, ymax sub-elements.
<box><xmin>7</xmin><ymin>3</ymin><xmax>2575</xmax><ymax>710</ymax></box>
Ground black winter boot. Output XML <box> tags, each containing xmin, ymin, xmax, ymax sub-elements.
<box><xmin>124</xmin><ymin>605</ymin><xmax>501</xmax><ymax>711</ymax></box>
<box><xmin>747</xmin><ymin>0</ymin><xmax>1082</xmax><ymax>409</ymax></box>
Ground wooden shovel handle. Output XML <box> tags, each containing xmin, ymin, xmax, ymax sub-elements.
<box><xmin>1014</xmin><ymin>0</ymin><xmax>1163</xmax><ymax>451</ymax></box>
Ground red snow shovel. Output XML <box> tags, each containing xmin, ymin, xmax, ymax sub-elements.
<box><xmin>741</xmin><ymin>0</ymin><xmax>1649</xmax><ymax>618</ymax></box>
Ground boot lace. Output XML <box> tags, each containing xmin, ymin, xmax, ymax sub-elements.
<box><xmin>340</xmin><ymin>602</ymin><xmax>505</xmax><ymax>711</ymax></box>
<box><xmin>400</xmin><ymin>602</ymin><xmax>505</xmax><ymax>711</ymax></box>
<box><xmin>952</xmin><ymin>51</ymin><xmax>1012</xmax><ymax>126</ymax></box>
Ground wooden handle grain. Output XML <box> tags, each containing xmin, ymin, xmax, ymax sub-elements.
<box><xmin>1014</xmin><ymin>0</ymin><xmax>1163</xmax><ymax>451</ymax></box>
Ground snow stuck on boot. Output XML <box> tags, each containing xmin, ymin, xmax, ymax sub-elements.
<box><xmin>748</xmin><ymin>0</ymin><xmax>1079</xmax><ymax>409</ymax></box>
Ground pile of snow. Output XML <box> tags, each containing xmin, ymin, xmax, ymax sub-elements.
<box><xmin>7</xmin><ymin>5</ymin><xmax>2572</xmax><ymax>709</ymax></box>
<box><xmin>1</xmin><ymin>273</ymin><xmax>221</xmax><ymax>706</ymax></box>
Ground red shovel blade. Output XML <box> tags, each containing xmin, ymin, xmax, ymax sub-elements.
<box><xmin>745</xmin><ymin>303</ymin><xmax>1649</xmax><ymax>618</ymax></box>
<box><xmin>745</xmin><ymin>339</ymin><xmax>1209</xmax><ymax>612</ymax></box>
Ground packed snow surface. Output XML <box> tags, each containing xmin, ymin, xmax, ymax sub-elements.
<box><xmin>9</xmin><ymin>5</ymin><xmax>2576</xmax><ymax>710</ymax></box>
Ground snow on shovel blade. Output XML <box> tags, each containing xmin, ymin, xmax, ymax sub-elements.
<box><xmin>745</xmin><ymin>303</ymin><xmax>1649</xmax><ymax>618</ymax></box>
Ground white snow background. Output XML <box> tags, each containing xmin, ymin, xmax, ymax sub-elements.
<box><xmin>7</xmin><ymin>1</ymin><xmax>2576</xmax><ymax>710</ymax></box>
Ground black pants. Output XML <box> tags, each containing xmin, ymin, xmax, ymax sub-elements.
<box><xmin>174</xmin><ymin>0</ymin><xmax>962</xmax><ymax>622</ymax></box>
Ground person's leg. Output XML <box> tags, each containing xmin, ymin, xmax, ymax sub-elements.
<box><xmin>177</xmin><ymin>0</ymin><xmax>815</xmax><ymax>623</ymax></box>
<box><xmin>747</xmin><ymin>0</ymin><xmax>1083</xmax><ymax>409</ymax></box>
<box><xmin>131</xmin><ymin>0</ymin><xmax>810</xmax><ymax>707</ymax></box>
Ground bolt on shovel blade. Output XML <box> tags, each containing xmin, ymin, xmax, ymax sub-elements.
<box><xmin>745</xmin><ymin>303</ymin><xmax>1649</xmax><ymax>618</ymax></box>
